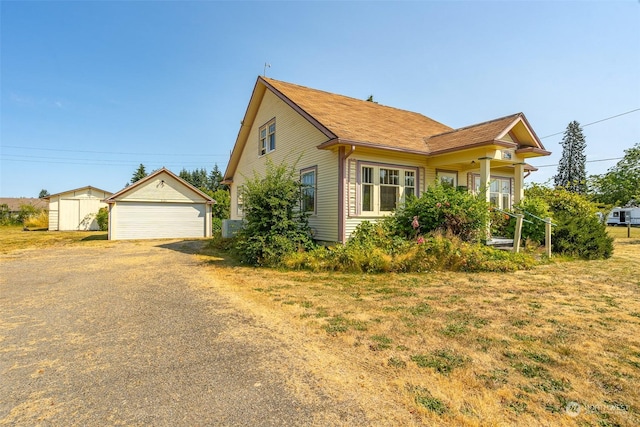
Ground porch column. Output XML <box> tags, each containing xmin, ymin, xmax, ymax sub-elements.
<box><xmin>479</xmin><ymin>157</ymin><xmax>492</xmax><ymax>240</ymax></box>
<box><xmin>514</xmin><ymin>163</ymin><xmax>525</xmax><ymax>205</ymax></box>
<box><xmin>478</xmin><ymin>157</ymin><xmax>492</xmax><ymax>203</ymax></box>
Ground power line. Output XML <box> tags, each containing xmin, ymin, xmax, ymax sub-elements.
<box><xmin>0</xmin><ymin>157</ymin><xmax>225</xmax><ymax>168</ymax></box>
<box><xmin>540</xmin><ymin>108</ymin><xmax>640</xmax><ymax>139</ymax></box>
<box><xmin>533</xmin><ymin>157</ymin><xmax>624</xmax><ymax>168</ymax></box>
<box><xmin>0</xmin><ymin>144</ymin><xmax>228</xmax><ymax>158</ymax></box>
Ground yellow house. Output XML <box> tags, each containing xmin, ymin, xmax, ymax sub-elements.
<box><xmin>223</xmin><ymin>77</ymin><xmax>551</xmax><ymax>243</ymax></box>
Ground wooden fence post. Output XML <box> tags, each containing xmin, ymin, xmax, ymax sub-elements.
<box><xmin>545</xmin><ymin>217</ymin><xmax>552</xmax><ymax>258</ymax></box>
<box><xmin>513</xmin><ymin>214</ymin><xmax>524</xmax><ymax>253</ymax></box>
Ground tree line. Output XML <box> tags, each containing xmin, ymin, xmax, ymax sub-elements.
<box><xmin>129</xmin><ymin>163</ymin><xmax>230</xmax><ymax>222</ymax></box>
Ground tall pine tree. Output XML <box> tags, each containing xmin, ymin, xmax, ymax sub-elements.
<box><xmin>131</xmin><ymin>163</ymin><xmax>148</xmax><ymax>184</ymax></box>
<box><xmin>554</xmin><ymin>121</ymin><xmax>587</xmax><ymax>194</ymax></box>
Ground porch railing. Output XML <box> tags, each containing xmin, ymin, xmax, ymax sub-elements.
<box><xmin>492</xmin><ymin>207</ymin><xmax>557</xmax><ymax>257</ymax></box>
<box><xmin>514</xmin><ymin>208</ymin><xmax>557</xmax><ymax>257</ymax></box>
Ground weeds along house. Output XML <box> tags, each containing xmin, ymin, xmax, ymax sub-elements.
<box><xmin>223</xmin><ymin>77</ymin><xmax>551</xmax><ymax>243</ymax></box>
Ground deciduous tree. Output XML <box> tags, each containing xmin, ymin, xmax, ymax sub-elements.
<box><xmin>589</xmin><ymin>143</ymin><xmax>640</xmax><ymax>206</ymax></box>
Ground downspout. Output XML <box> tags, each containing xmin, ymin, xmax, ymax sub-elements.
<box><xmin>338</xmin><ymin>145</ymin><xmax>356</xmax><ymax>243</ymax></box>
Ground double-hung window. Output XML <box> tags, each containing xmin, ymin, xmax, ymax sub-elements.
<box><xmin>360</xmin><ymin>164</ymin><xmax>417</xmax><ymax>215</ymax></box>
<box><xmin>301</xmin><ymin>167</ymin><xmax>316</xmax><ymax>214</ymax></box>
<box><xmin>259</xmin><ymin>119</ymin><xmax>276</xmax><ymax>156</ymax></box>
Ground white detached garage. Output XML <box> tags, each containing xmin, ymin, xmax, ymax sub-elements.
<box><xmin>46</xmin><ymin>186</ymin><xmax>112</xmax><ymax>231</ymax></box>
<box><xmin>105</xmin><ymin>168</ymin><xmax>214</xmax><ymax>240</ymax></box>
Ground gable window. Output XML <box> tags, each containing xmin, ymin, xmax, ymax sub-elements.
<box><xmin>301</xmin><ymin>167</ymin><xmax>316</xmax><ymax>214</ymax></box>
<box><xmin>259</xmin><ymin>118</ymin><xmax>276</xmax><ymax>156</ymax></box>
<box><xmin>359</xmin><ymin>163</ymin><xmax>418</xmax><ymax>215</ymax></box>
<box><xmin>473</xmin><ymin>175</ymin><xmax>512</xmax><ymax>209</ymax></box>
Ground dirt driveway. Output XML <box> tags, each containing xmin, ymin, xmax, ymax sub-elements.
<box><xmin>0</xmin><ymin>240</ymin><xmax>366</xmax><ymax>426</ymax></box>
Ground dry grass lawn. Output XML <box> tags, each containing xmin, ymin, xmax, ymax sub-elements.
<box><xmin>2</xmin><ymin>225</ymin><xmax>638</xmax><ymax>426</ymax></box>
<box><xmin>0</xmin><ymin>226</ymin><xmax>108</xmax><ymax>254</ymax></box>
<box><xmin>199</xmin><ymin>227</ymin><xmax>640</xmax><ymax>426</ymax></box>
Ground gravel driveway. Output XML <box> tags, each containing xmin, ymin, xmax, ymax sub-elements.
<box><xmin>0</xmin><ymin>240</ymin><xmax>365</xmax><ymax>426</ymax></box>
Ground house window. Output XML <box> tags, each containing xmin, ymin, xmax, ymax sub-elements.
<box><xmin>362</xmin><ymin>166</ymin><xmax>374</xmax><ymax>212</ymax></box>
<box><xmin>405</xmin><ymin>171</ymin><xmax>415</xmax><ymax>199</ymax></box>
<box><xmin>259</xmin><ymin>119</ymin><xmax>276</xmax><ymax>155</ymax></box>
<box><xmin>360</xmin><ymin>163</ymin><xmax>417</xmax><ymax>215</ymax></box>
<box><xmin>437</xmin><ymin>170</ymin><xmax>457</xmax><ymax>188</ymax></box>
<box><xmin>473</xmin><ymin>175</ymin><xmax>512</xmax><ymax>209</ymax></box>
<box><xmin>301</xmin><ymin>167</ymin><xmax>316</xmax><ymax>214</ymax></box>
<box><xmin>237</xmin><ymin>193</ymin><xmax>244</xmax><ymax>217</ymax></box>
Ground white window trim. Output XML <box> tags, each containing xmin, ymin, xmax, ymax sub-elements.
<box><xmin>300</xmin><ymin>166</ymin><xmax>317</xmax><ymax>215</ymax></box>
<box><xmin>237</xmin><ymin>192</ymin><xmax>244</xmax><ymax>217</ymax></box>
<box><xmin>472</xmin><ymin>174</ymin><xmax>513</xmax><ymax>210</ymax></box>
<box><xmin>259</xmin><ymin>118</ymin><xmax>276</xmax><ymax>156</ymax></box>
<box><xmin>356</xmin><ymin>161</ymin><xmax>419</xmax><ymax>216</ymax></box>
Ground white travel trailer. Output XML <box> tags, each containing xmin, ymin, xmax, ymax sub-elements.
<box><xmin>606</xmin><ymin>207</ymin><xmax>640</xmax><ymax>226</ymax></box>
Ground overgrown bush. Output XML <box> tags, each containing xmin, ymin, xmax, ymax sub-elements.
<box><xmin>96</xmin><ymin>207</ymin><xmax>108</xmax><ymax>231</ymax></box>
<box><xmin>553</xmin><ymin>214</ymin><xmax>613</xmax><ymax>259</ymax></box>
<box><xmin>525</xmin><ymin>184</ymin><xmax>613</xmax><ymax>259</ymax></box>
<box><xmin>283</xmin><ymin>223</ymin><xmax>536</xmax><ymax>273</ymax></box>
<box><xmin>392</xmin><ymin>184</ymin><xmax>489</xmax><ymax>242</ymax></box>
<box><xmin>234</xmin><ymin>160</ymin><xmax>315</xmax><ymax>266</ymax></box>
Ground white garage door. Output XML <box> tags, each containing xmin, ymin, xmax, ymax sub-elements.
<box><xmin>113</xmin><ymin>202</ymin><xmax>206</xmax><ymax>240</ymax></box>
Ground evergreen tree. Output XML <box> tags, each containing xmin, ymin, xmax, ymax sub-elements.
<box><xmin>554</xmin><ymin>121</ymin><xmax>587</xmax><ymax>193</ymax></box>
<box><xmin>179</xmin><ymin>168</ymin><xmax>192</xmax><ymax>184</ymax></box>
<box><xmin>38</xmin><ymin>189</ymin><xmax>50</xmax><ymax>198</ymax></box>
<box><xmin>208</xmin><ymin>164</ymin><xmax>227</xmax><ymax>192</ymax></box>
<box><xmin>131</xmin><ymin>164</ymin><xmax>148</xmax><ymax>183</ymax></box>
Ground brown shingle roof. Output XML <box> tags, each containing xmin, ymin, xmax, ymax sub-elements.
<box><xmin>264</xmin><ymin>78</ymin><xmax>453</xmax><ymax>152</ymax></box>
<box><xmin>425</xmin><ymin>113</ymin><xmax>521</xmax><ymax>154</ymax></box>
<box><xmin>0</xmin><ymin>197</ymin><xmax>48</xmax><ymax>212</ymax></box>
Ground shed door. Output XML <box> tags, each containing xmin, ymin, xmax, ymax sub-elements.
<box><xmin>60</xmin><ymin>199</ymin><xmax>80</xmax><ymax>230</ymax></box>
<box><xmin>113</xmin><ymin>202</ymin><xmax>205</xmax><ymax>240</ymax></box>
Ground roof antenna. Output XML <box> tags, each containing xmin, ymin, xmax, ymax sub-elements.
<box><xmin>264</xmin><ymin>62</ymin><xmax>271</xmax><ymax>77</ymax></box>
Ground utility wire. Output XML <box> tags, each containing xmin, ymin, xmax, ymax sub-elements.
<box><xmin>533</xmin><ymin>157</ymin><xmax>624</xmax><ymax>168</ymax></box>
<box><xmin>0</xmin><ymin>144</ymin><xmax>228</xmax><ymax>158</ymax></box>
<box><xmin>539</xmin><ymin>108</ymin><xmax>640</xmax><ymax>139</ymax></box>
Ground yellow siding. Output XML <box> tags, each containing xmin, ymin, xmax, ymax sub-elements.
<box><xmin>118</xmin><ymin>173</ymin><xmax>207</xmax><ymax>203</ymax></box>
<box><xmin>344</xmin><ymin>149</ymin><xmax>431</xmax><ymax>239</ymax></box>
<box><xmin>231</xmin><ymin>90</ymin><xmax>339</xmax><ymax>242</ymax></box>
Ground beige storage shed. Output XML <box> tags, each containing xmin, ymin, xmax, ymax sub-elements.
<box><xmin>45</xmin><ymin>186</ymin><xmax>112</xmax><ymax>231</ymax></box>
<box><xmin>105</xmin><ymin>168</ymin><xmax>214</xmax><ymax>240</ymax></box>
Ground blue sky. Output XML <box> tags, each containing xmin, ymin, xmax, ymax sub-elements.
<box><xmin>1</xmin><ymin>0</ymin><xmax>638</xmax><ymax>197</ymax></box>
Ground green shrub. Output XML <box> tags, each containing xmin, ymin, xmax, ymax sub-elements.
<box><xmin>392</xmin><ymin>184</ymin><xmax>489</xmax><ymax>242</ymax></box>
<box><xmin>552</xmin><ymin>213</ymin><xmax>613</xmax><ymax>260</ymax></box>
<box><xmin>525</xmin><ymin>185</ymin><xmax>613</xmax><ymax>259</ymax></box>
<box><xmin>17</xmin><ymin>204</ymin><xmax>40</xmax><ymax>224</ymax></box>
<box><xmin>508</xmin><ymin>197</ymin><xmax>551</xmax><ymax>245</ymax></box>
<box><xmin>96</xmin><ymin>207</ymin><xmax>108</xmax><ymax>231</ymax></box>
<box><xmin>234</xmin><ymin>160</ymin><xmax>315</xmax><ymax>266</ymax></box>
